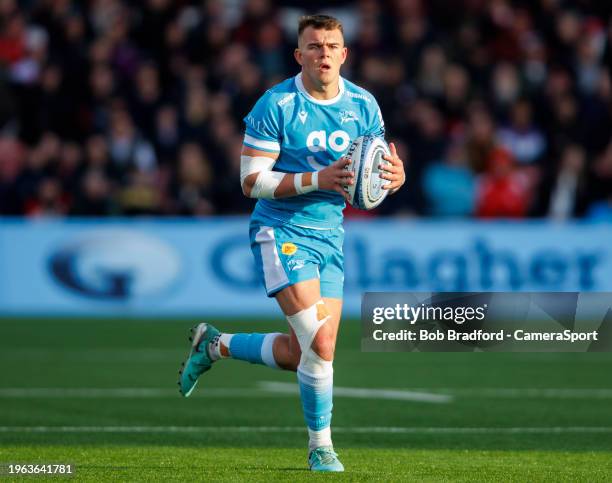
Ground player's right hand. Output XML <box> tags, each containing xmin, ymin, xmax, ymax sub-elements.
<box><xmin>318</xmin><ymin>157</ymin><xmax>354</xmax><ymax>201</ymax></box>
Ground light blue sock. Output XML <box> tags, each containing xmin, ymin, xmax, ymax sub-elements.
<box><xmin>297</xmin><ymin>368</ymin><xmax>333</xmax><ymax>432</ymax></box>
<box><xmin>229</xmin><ymin>333</ymin><xmax>280</xmax><ymax>369</ymax></box>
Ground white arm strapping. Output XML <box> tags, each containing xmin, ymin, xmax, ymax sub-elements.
<box><xmin>240</xmin><ymin>155</ymin><xmax>275</xmax><ymax>185</ymax></box>
<box><xmin>251</xmin><ymin>170</ymin><xmax>285</xmax><ymax>199</ymax></box>
<box><xmin>240</xmin><ymin>154</ymin><xmax>283</xmax><ymax>199</ymax></box>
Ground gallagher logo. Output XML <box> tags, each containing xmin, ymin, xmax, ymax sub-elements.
<box><xmin>48</xmin><ymin>230</ymin><xmax>181</xmax><ymax>300</ymax></box>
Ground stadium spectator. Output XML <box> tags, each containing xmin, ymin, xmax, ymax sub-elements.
<box><xmin>167</xmin><ymin>142</ymin><xmax>215</xmax><ymax>216</ymax></box>
<box><xmin>439</xmin><ymin>64</ymin><xmax>471</xmax><ymax>131</ymax></box>
<box><xmin>107</xmin><ymin>108</ymin><xmax>157</xmax><ymax>177</ymax></box>
<box><xmin>588</xmin><ymin>141</ymin><xmax>612</xmax><ymax>211</ymax></box>
<box><xmin>498</xmin><ymin>99</ymin><xmax>546</xmax><ymax>167</ymax></box>
<box><xmin>0</xmin><ymin>136</ymin><xmax>26</xmax><ymax>214</ymax></box>
<box><xmin>476</xmin><ymin>147</ymin><xmax>534</xmax><ymax>218</ymax></box>
<box><xmin>130</xmin><ymin>62</ymin><xmax>164</xmax><ymax>140</ymax></box>
<box><xmin>25</xmin><ymin>176</ymin><xmax>68</xmax><ymax>217</ymax></box>
<box><xmin>490</xmin><ymin>62</ymin><xmax>521</xmax><ymax>119</ymax></box>
<box><xmin>423</xmin><ymin>142</ymin><xmax>476</xmax><ymax>217</ymax></box>
<box><xmin>465</xmin><ymin>104</ymin><xmax>497</xmax><ymax>174</ymax></box>
<box><xmin>116</xmin><ymin>168</ymin><xmax>160</xmax><ymax>215</ymax></box>
<box><xmin>0</xmin><ymin>12</ymin><xmax>26</xmax><ymax>66</ymax></box>
<box><xmin>533</xmin><ymin>144</ymin><xmax>589</xmax><ymax>220</ymax></box>
<box><xmin>71</xmin><ymin>168</ymin><xmax>114</xmax><ymax>216</ymax></box>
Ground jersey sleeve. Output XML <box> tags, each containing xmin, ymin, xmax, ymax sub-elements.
<box><xmin>243</xmin><ymin>91</ymin><xmax>281</xmax><ymax>153</ymax></box>
<box><xmin>365</xmin><ymin>97</ymin><xmax>386</xmax><ymax>138</ymax></box>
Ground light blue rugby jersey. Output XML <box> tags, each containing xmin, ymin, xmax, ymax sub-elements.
<box><xmin>243</xmin><ymin>72</ymin><xmax>385</xmax><ymax>229</ymax></box>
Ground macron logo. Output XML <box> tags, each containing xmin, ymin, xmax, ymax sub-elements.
<box><xmin>298</xmin><ymin>110</ymin><xmax>308</xmax><ymax>124</ymax></box>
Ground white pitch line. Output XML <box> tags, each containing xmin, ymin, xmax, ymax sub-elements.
<box><xmin>0</xmin><ymin>388</ymin><xmax>264</xmax><ymax>398</ymax></box>
<box><xmin>0</xmin><ymin>385</ymin><xmax>453</xmax><ymax>403</ymax></box>
<box><xmin>341</xmin><ymin>427</ymin><xmax>612</xmax><ymax>434</ymax></box>
<box><xmin>258</xmin><ymin>382</ymin><xmax>453</xmax><ymax>404</ymax></box>
<box><xmin>0</xmin><ymin>426</ymin><xmax>610</xmax><ymax>434</ymax></box>
<box><xmin>1</xmin><ymin>387</ymin><xmax>611</xmax><ymax>400</ymax></box>
<box><xmin>408</xmin><ymin>388</ymin><xmax>612</xmax><ymax>399</ymax></box>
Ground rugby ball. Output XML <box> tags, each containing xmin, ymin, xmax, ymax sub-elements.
<box><xmin>344</xmin><ymin>135</ymin><xmax>391</xmax><ymax>210</ymax></box>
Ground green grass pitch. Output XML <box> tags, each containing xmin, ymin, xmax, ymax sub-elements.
<box><xmin>1</xmin><ymin>318</ymin><xmax>612</xmax><ymax>481</ymax></box>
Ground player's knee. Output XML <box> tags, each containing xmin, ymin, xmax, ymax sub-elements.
<box><xmin>311</xmin><ymin>326</ymin><xmax>336</xmax><ymax>361</ymax></box>
<box><xmin>286</xmin><ymin>299</ymin><xmax>336</xmax><ymax>371</ymax></box>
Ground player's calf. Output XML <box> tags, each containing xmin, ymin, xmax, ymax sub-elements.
<box><xmin>208</xmin><ymin>331</ymin><xmax>284</xmax><ymax>370</ymax></box>
<box><xmin>286</xmin><ymin>300</ymin><xmax>339</xmax><ymax>458</ymax></box>
<box><xmin>271</xmin><ymin>335</ymin><xmax>301</xmax><ymax>371</ymax></box>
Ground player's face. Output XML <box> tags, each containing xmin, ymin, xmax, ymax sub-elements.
<box><xmin>295</xmin><ymin>27</ymin><xmax>347</xmax><ymax>89</ymax></box>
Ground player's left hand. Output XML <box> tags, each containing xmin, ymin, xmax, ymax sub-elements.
<box><xmin>380</xmin><ymin>142</ymin><xmax>405</xmax><ymax>194</ymax></box>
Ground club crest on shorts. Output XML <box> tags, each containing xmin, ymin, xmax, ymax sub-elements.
<box><xmin>281</xmin><ymin>242</ymin><xmax>298</xmax><ymax>255</ymax></box>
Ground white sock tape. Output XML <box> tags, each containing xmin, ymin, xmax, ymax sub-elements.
<box><xmin>261</xmin><ymin>332</ymin><xmax>282</xmax><ymax>369</ymax></box>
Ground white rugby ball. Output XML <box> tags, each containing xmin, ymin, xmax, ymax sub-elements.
<box><xmin>344</xmin><ymin>135</ymin><xmax>391</xmax><ymax>210</ymax></box>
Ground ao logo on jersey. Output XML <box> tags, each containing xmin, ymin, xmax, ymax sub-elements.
<box><xmin>306</xmin><ymin>130</ymin><xmax>351</xmax><ymax>153</ymax></box>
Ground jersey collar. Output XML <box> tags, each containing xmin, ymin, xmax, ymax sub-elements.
<box><xmin>295</xmin><ymin>72</ymin><xmax>345</xmax><ymax>106</ymax></box>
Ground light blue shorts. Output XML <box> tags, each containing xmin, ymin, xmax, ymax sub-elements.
<box><xmin>249</xmin><ymin>221</ymin><xmax>344</xmax><ymax>299</ymax></box>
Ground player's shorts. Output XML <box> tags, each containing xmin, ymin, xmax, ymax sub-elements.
<box><xmin>249</xmin><ymin>220</ymin><xmax>344</xmax><ymax>299</ymax></box>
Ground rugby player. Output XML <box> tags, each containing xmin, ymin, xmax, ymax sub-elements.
<box><xmin>179</xmin><ymin>14</ymin><xmax>405</xmax><ymax>472</ymax></box>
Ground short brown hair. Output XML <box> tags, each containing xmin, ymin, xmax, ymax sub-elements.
<box><xmin>298</xmin><ymin>14</ymin><xmax>343</xmax><ymax>38</ymax></box>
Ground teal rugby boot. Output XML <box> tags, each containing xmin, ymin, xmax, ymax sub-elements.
<box><xmin>178</xmin><ymin>323</ymin><xmax>220</xmax><ymax>397</ymax></box>
<box><xmin>308</xmin><ymin>446</ymin><xmax>345</xmax><ymax>472</ymax></box>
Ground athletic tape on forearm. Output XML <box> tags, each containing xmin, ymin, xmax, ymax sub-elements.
<box><xmin>294</xmin><ymin>172</ymin><xmax>319</xmax><ymax>195</ymax></box>
<box><xmin>240</xmin><ymin>155</ymin><xmax>275</xmax><ymax>185</ymax></box>
<box><xmin>251</xmin><ymin>170</ymin><xmax>285</xmax><ymax>199</ymax></box>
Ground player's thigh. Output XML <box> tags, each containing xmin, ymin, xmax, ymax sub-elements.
<box><xmin>275</xmin><ymin>279</ymin><xmax>341</xmax><ymax>338</ymax></box>
<box><xmin>250</xmin><ymin>223</ymin><xmax>322</xmax><ymax>300</ymax></box>
<box><xmin>316</xmin><ymin>226</ymin><xmax>344</xmax><ymax>344</ymax></box>
<box><xmin>321</xmin><ymin>297</ymin><xmax>343</xmax><ymax>342</ymax></box>
<box><xmin>275</xmin><ymin>280</ymin><xmax>341</xmax><ymax>324</ymax></box>
<box><xmin>283</xmin><ymin>226</ymin><xmax>343</xmax><ymax>345</ymax></box>
<box><xmin>275</xmin><ymin>278</ymin><xmax>322</xmax><ymax>316</ymax></box>
<box><xmin>319</xmin><ymin>225</ymin><xmax>345</xmax><ymax>302</ymax></box>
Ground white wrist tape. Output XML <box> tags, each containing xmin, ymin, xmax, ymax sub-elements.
<box><xmin>294</xmin><ymin>172</ymin><xmax>319</xmax><ymax>195</ymax></box>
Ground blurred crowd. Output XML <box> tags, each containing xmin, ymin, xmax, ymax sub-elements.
<box><xmin>0</xmin><ymin>0</ymin><xmax>611</xmax><ymax>220</ymax></box>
